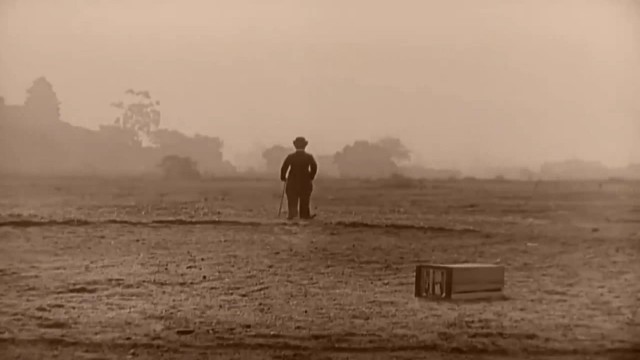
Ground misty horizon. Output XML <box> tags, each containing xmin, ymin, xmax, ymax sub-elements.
<box><xmin>1</xmin><ymin>0</ymin><xmax>639</xmax><ymax>173</ymax></box>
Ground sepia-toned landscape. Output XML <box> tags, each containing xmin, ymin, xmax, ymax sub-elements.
<box><xmin>1</xmin><ymin>176</ymin><xmax>638</xmax><ymax>359</ymax></box>
<box><xmin>2</xmin><ymin>1</ymin><xmax>640</xmax><ymax>359</ymax></box>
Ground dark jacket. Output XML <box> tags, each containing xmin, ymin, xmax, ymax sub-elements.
<box><xmin>280</xmin><ymin>150</ymin><xmax>318</xmax><ymax>184</ymax></box>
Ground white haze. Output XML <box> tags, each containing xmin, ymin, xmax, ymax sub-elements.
<box><xmin>1</xmin><ymin>0</ymin><xmax>639</xmax><ymax>172</ymax></box>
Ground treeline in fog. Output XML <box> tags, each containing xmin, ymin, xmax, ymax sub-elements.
<box><xmin>1</xmin><ymin>77</ymin><xmax>639</xmax><ymax>181</ymax></box>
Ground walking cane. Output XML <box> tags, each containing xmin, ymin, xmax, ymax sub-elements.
<box><xmin>278</xmin><ymin>179</ymin><xmax>287</xmax><ymax>218</ymax></box>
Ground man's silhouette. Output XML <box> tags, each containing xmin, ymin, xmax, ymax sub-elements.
<box><xmin>280</xmin><ymin>137</ymin><xmax>318</xmax><ymax>220</ymax></box>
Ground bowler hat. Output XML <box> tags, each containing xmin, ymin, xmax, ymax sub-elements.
<box><xmin>293</xmin><ymin>136</ymin><xmax>308</xmax><ymax>149</ymax></box>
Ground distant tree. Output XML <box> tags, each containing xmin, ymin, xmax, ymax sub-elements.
<box><xmin>376</xmin><ymin>137</ymin><xmax>411</xmax><ymax>163</ymax></box>
<box><xmin>151</xmin><ymin>129</ymin><xmax>236</xmax><ymax>175</ymax></box>
<box><xmin>111</xmin><ymin>89</ymin><xmax>160</xmax><ymax>145</ymax></box>
<box><xmin>333</xmin><ymin>138</ymin><xmax>411</xmax><ymax>178</ymax></box>
<box><xmin>24</xmin><ymin>76</ymin><xmax>61</xmax><ymax>121</ymax></box>
<box><xmin>262</xmin><ymin>145</ymin><xmax>290</xmax><ymax>174</ymax></box>
<box><xmin>158</xmin><ymin>155</ymin><xmax>201</xmax><ymax>180</ymax></box>
<box><xmin>98</xmin><ymin>124</ymin><xmax>142</xmax><ymax>148</ymax></box>
<box><xmin>316</xmin><ymin>154</ymin><xmax>339</xmax><ymax>178</ymax></box>
<box><xmin>333</xmin><ymin>140</ymin><xmax>399</xmax><ymax>178</ymax></box>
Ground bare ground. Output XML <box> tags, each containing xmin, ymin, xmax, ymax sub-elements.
<box><xmin>0</xmin><ymin>176</ymin><xmax>639</xmax><ymax>359</ymax></box>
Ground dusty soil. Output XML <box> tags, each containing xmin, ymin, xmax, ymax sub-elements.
<box><xmin>0</xmin><ymin>176</ymin><xmax>639</xmax><ymax>359</ymax></box>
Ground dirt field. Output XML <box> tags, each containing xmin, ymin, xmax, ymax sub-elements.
<box><xmin>0</xmin><ymin>176</ymin><xmax>639</xmax><ymax>359</ymax></box>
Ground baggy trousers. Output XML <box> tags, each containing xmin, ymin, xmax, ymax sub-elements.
<box><xmin>286</xmin><ymin>181</ymin><xmax>313</xmax><ymax>219</ymax></box>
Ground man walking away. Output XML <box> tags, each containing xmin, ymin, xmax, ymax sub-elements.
<box><xmin>280</xmin><ymin>137</ymin><xmax>318</xmax><ymax>220</ymax></box>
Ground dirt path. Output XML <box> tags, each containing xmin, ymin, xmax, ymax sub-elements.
<box><xmin>0</xmin><ymin>178</ymin><xmax>638</xmax><ymax>359</ymax></box>
<box><xmin>1</xmin><ymin>221</ymin><xmax>638</xmax><ymax>358</ymax></box>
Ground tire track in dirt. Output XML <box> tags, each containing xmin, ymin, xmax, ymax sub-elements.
<box><xmin>0</xmin><ymin>218</ymin><xmax>263</xmax><ymax>227</ymax></box>
<box><xmin>0</xmin><ymin>335</ymin><xmax>638</xmax><ymax>358</ymax></box>
<box><xmin>329</xmin><ymin>220</ymin><xmax>480</xmax><ymax>233</ymax></box>
<box><xmin>0</xmin><ymin>218</ymin><xmax>481</xmax><ymax>235</ymax></box>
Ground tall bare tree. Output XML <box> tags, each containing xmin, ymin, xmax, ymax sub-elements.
<box><xmin>111</xmin><ymin>89</ymin><xmax>161</xmax><ymax>145</ymax></box>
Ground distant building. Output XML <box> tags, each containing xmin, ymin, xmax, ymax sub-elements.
<box><xmin>1</xmin><ymin>76</ymin><xmax>61</xmax><ymax>123</ymax></box>
<box><xmin>0</xmin><ymin>97</ymin><xmax>28</xmax><ymax>122</ymax></box>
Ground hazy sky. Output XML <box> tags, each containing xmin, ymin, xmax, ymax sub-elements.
<box><xmin>1</xmin><ymin>0</ymin><xmax>639</xmax><ymax>170</ymax></box>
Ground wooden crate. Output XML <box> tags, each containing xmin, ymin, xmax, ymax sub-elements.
<box><xmin>414</xmin><ymin>263</ymin><xmax>505</xmax><ymax>300</ymax></box>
